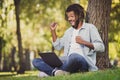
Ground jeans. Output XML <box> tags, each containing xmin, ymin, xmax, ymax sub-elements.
<box><xmin>32</xmin><ymin>53</ymin><xmax>88</xmax><ymax>75</ymax></box>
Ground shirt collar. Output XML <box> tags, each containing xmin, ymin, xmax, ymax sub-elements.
<box><xmin>70</xmin><ymin>22</ymin><xmax>86</xmax><ymax>31</ymax></box>
<box><xmin>81</xmin><ymin>22</ymin><xmax>86</xmax><ymax>29</ymax></box>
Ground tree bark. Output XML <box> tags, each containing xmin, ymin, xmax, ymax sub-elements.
<box><xmin>0</xmin><ymin>25</ymin><xmax>3</xmax><ymax>71</ymax></box>
<box><xmin>3</xmin><ymin>53</ymin><xmax>9</xmax><ymax>71</ymax></box>
<box><xmin>14</xmin><ymin>0</ymin><xmax>25</xmax><ymax>74</ymax></box>
<box><xmin>10</xmin><ymin>47</ymin><xmax>17</xmax><ymax>71</ymax></box>
<box><xmin>25</xmin><ymin>49</ymin><xmax>31</xmax><ymax>70</ymax></box>
<box><xmin>86</xmin><ymin>0</ymin><xmax>112</xmax><ymax>69</ymax></box>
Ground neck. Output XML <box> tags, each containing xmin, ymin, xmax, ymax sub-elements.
<box><xmin>76</xmin><ymin>21</ymin><xmax>83</xmax><ymax>30</ymax></box>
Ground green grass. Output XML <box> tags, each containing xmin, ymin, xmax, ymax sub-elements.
<box><xmin>0</xmin><ymin>68</ymin><xmax>120</xmax><ymax>80</ymax></box>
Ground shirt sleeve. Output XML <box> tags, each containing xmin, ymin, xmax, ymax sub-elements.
<box><xmin>52</xmin><ymin>35</ymin><xmax>65</xmax><ymax>50</ymax></box>
<box><xmin>90</xmin><ymin>25</ymin><xmax>105</xmax><ymax>52</ymax></box>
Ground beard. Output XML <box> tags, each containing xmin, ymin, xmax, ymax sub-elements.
<box><xmin>72</xmin><ymin>19</ymin><xmax>80</xmax><ymax>29</ymax></box>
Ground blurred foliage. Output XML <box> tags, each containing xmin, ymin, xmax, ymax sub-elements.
<box><xmin>0</xmin><ymin>0</ymin><xmax>15</xmax><ymax>54</ymax></box>
<box><xmin>18</xmin><ymin>0</ymin><xmax>88</xmax><ymax>53</ymax></box>
<box><xmin>0</xmin><ymin>0</ymin><xmax>119</xmax><ymax>61</ymax></box>
<box><xmin>109</xmin><ymin>0</ymin><xmax>120</xmax><ymax>59</ymax></box>
<box><xmin>0</xmin><ymin>0</ymin><xmax>87</xmax><ymax>55</ymax></box>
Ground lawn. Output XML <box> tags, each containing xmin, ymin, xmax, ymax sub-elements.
<box><xmin>0</xmin><ymin>68</ymin><xmax>120</xmax><ymax>80</ymax></box>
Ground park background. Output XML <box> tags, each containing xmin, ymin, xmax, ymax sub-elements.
<box><xmin>0</xmin><ymin>0</ymin><xmax>120</xmax><ymax>77</ymax></box>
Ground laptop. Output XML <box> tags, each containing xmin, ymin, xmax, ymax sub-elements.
<box><xmin>38</xmin><ymin>52</ymin><xmax>63</xmax><ymax>67</ymax></box>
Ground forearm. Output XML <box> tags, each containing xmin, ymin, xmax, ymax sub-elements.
<box><xmin>76</xmin><ymin>36</ymin><xmax>94</xmax><ymax>49</ymax></box>
<box><xmin>51</xmin><ymin>30</ymin><xmax>57</xmax><ymax>42</ymax></box>
<box><xmin>82</xmin><ymin>40</ymin><xmax>94</xmax><ymax>49</ymax></box>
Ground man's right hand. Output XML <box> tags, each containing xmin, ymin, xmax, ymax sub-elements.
<box><xmin>50</xmin><ymin>22</ymin><xmax>57</xmax><ymax>31</ymax></box>
<box><xmin>50</xmin><ymin>22</ymin><xmax>57</xmax><ymax>42</ymax></box>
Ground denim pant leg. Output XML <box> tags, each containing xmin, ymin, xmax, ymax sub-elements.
<box><xmin>60</xmin><ymin>53</ymin><xmax>88</xmax><ymax>73</ymax></box>
<box><xmin>32</xmin><ymin>58</ymin><xmax>54</xmax><ymax>75</ymax></box>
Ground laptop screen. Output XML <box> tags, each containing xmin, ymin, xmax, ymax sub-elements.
<box><xmin>38</xmin><ymin>52</ymin><xmax>63</xmax><ymax>67</ymax></box>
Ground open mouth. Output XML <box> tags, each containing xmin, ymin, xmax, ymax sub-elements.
<box><xmin>69</xmin><ymin>21</ymin><xmax>75</xmax><ymax>25</ymax></box>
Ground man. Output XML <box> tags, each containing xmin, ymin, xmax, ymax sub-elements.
<box><xmin>32</xmin><ymin>4</ymin><xmax>105</xmax><ymax>77</ymax></box>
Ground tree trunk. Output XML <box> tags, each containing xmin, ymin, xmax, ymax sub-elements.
<box><xmin>10</xmin><ymin>47</ymin><xmax>17</xmax><ymax>71</ymax></box>
<box><xmin>25</xmin><ymin>49</ymin><xmax>31</xmax><ymax>70</ymax></box>
<box><xmin>0</xmin><ymin>37</ymin><xmax>4</xmax><ymax>71</ymax></box>
<box><xmin>86</xmin><ymin>0</ymin><xmax>112</xmax><ymax>69</ymax></box>
<box><xmin>3</xmin><ymin>53</ymin><xmax>10</xmax><ymax>71</ymax></box>
<box><xmin>14</xmin><ymin>0</ymin><xmax>25</xmax><ymax>74</ymax></box>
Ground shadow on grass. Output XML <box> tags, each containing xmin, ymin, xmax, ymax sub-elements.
<box><xmin>0</xmin><ymin>70</ymin><xmax>38</xmax><ymax>78</ymax></box>
<box><xmin>0</xmin><ymin>72</ymin><xmax>17</xmax><ymax>77</ymax></box>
